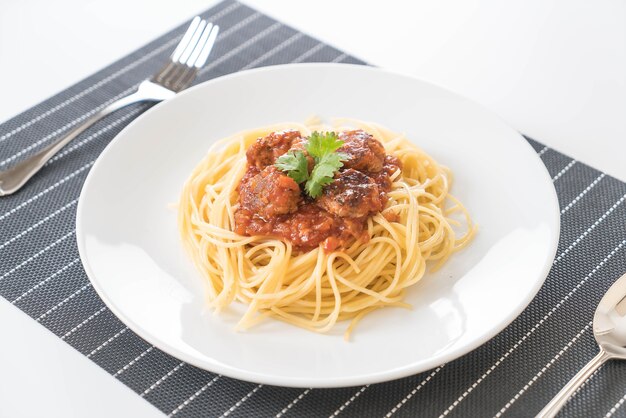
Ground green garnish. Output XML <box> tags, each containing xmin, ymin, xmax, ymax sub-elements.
<box><xmin>275</xmin><ymin>150</ymin><xmax>309</xmax><ymax>184</ymax></box>
<box><xmin>274</xmin><ymin>131</ymin><xmax>348</xmax><ymax>198</ymax></box>
<box><xmin>305</xmin><ymin>131</ymin><xmax>345</xmax><ymax>159</ymax></box>
<box><xmin>305</xmin><ymin>152</ymin><xmax>344</xmax><ymax>197</ymax></box>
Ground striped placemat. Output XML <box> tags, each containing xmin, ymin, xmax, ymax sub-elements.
<box><xmin>1</xmin><ymin>1</ymin><xmax>625</xmax><ymax>416</ymax></box>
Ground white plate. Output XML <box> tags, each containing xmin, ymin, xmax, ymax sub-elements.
<box><xmin>76</xmin><ymin>64</ymin><xmax>559</xmax><ymax>388</ymax></box>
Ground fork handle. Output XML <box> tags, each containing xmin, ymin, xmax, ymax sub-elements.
<box><xmin>0</xmin><ymin>81</ymin><xmax>173</xmax><ymax>196</ymax></box>
<box><xmin>537</xmin><ymin>349</ymin><xmax>610</xmax><ymax>418</ymax></box>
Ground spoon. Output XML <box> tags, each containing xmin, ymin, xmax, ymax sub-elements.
<box><xmin>539</xmin><ymin>272</ymin><xmax>626</xmax><ymax>417</ymax></box>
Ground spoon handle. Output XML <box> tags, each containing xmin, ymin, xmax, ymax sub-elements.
<box><xmin>538</xmin><ymin>349</ymin><xmax>610</xmax><ymax>418</ymax></box>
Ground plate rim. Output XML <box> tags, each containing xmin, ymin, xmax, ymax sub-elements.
<box><xmin>76</xmin><ymin>62</ymin><xmax>561</xmax><ymax>387</ymax></box>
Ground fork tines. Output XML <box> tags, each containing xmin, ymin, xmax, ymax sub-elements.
<box><xmin>152</xmin><ymin>17</ymin><xmax>220</xmax><ymax>92</ymax></box>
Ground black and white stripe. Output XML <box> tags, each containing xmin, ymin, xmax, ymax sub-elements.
<box><xmin>1</xmin><ymin>1</ymin><xmax>624</xmax><ymax>417</ymax></box>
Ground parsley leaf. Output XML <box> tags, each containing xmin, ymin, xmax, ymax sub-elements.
<box><xmin>275</xmin><ymin>150</ymin><xmax>310</xmax><ymax>184</ymax></box>
<box><xmin>274</xmin><ymin>131</ymin><xmax>348</xmax><ymax>198</ymax></box>
<box><xmin>305</xmin><ymin>153</ymin><xmax>345</xmax><ymax>197</ymax></box>
<box><xmin>305</xmin><ymin>131</ymin><xmax>344</xmax><ymax>161</ymax></box>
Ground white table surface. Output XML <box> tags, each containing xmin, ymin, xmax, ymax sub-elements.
<box><xmin>0</xmin><ymin>0</ymin><xmax>624</xmax><ymax>416</ymax></box>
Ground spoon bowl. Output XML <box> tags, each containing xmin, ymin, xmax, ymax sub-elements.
<box><xmin>540</xmin><ymin>272</ymin><xmax>626</xmax><ymax>417</ymax></box>
<box><xmin>594</xmin><ymin>272</ymin><xmax>626</xmax><ymax>359</ymax></box>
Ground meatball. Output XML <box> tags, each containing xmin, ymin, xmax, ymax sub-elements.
<box><xmin>317</xmin><ymin>169</ymin><xmax>382</xmax><ymax>218</ymax></box>
<box><xmin>246</xmin><ymin>130</ymin><xmax>303</xmax><ymax>169</ymax></box>
<box><xmin>239</xmin><ymin>166</ymin><xmax>301</xmax><ymax>218</ymax></box>
<box><xmin>337</xmin><ymin>130</ymin><xmax>386</xmax><ymax>173</ymax></box>
<box><xmin>371</xmin><ymin>154</ymin><xmax>403</xmax><ymax>193</ymax></box>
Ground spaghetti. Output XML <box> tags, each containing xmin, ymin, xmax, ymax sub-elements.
<box><xmin>178</xmin><ymin>118</ymin><xmax>475</xmax><ymax>339</ymax></box>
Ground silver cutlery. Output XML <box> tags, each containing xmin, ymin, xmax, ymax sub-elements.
<box><xmin>539</xmin><ymin>272</ymin><xmax>626</xmax><ymax>417</ymax></box>
<box><xmin>0</xmin><ymin>16</ymin><xmax>219</xmax><ymax>196</ymax></box>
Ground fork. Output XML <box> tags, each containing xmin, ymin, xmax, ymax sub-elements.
<box><xmin>0</xmin><ymin>16</ymin><xmax>219</xmax><ymax>196</ymax></box>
